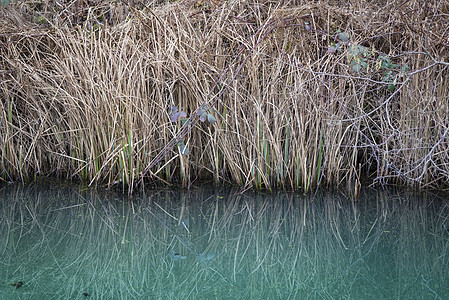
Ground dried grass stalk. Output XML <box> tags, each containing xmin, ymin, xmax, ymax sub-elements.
<box><xmin>1</xmin><ymin>0</ymin><xmax>448</xmax><ymax>192</ymax></box>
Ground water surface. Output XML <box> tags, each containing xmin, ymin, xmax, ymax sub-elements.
<box><xmin>1</xmin><ymin>183</ymin><xmax>448</xmax><ymax>299</ymax></box>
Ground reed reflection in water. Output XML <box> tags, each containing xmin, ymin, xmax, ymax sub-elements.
<box><xmin>0</xmin><ymin>184</ymin><xmax>448</xmax><ymax>299</ymax></box>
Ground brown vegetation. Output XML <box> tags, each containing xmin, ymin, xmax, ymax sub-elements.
<box><xmin>0</xmin><ymin>0</ymin><xmax>448</xmax><ymax>193</ymax></box>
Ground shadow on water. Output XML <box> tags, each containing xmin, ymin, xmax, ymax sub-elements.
<box><xmin>0</xmin><ymin>183</ymin><xmax>448</xmax><ymax>299</ymax></box>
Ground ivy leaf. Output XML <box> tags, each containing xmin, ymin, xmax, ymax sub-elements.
<box><xmin>337</xmin><ymin>32</ymin><xmax>350</xmax><ymax>43</ymax></box>
<box><xmin>171</xmin><ymin>111</ymin><xmax>187</xmax><ymax>122</ymax></box>
<box><xmin>178</xmin><ymin>141</ymin><xmax>189</xmax><ymax>155</ymax></box>
<box><xmin>352</xmin><ymin>63</ymin><xmax>362</xmax><ymax>73</ymax></box>
<box><xmin>170</xmin><ymin>106</ymin><xmax>178</xmax><ymax>114</ymax></box>
<box><xmin>390</xmin><ymin>63</ymin><xmax>399</xmax><ymax>69</ymax></box>
<box><xmin>197</xmin><ymin>109</ymin><xmax>207</xmax><ymax>122</ymax></box>
<box><xmin>181</xmin><ymin>118</ymin><xmax>190</xmax><ymax>126</ymax></box>
<box><xmin>171</xmin><ymin>112</ymin><xmax>180</xmax><ymax>122</ymax></box>
<box><xmin>180</xmin><ymin>145</ymin><xmax>189</xmax><ymax>155</ymax></box>
<box><xmin>207</xmin><ymin>113</ymin><xmax>216</xmax><ymax>123</ymax></box>
<box><xmin>327</xmin><ymin>45</ymin><xmax>337</xmax><ymax>54</ymax></box>
<box><xmin>304</xmin><ymin>22</ymin><xmax>311</xmax><ymax>31</ymax></box>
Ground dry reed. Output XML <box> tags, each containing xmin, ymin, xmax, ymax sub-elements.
<box><xmin>0</xmin><ymin>0</ymin><xmax>448</xmax><ymax>193</ymax></box>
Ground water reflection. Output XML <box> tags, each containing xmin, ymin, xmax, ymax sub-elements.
<box><xmin>169</xmin><ymin>250</ymin><xmax>187</xmax><ymax>262</ymax></box>
<box><xmin>0</xmin><ymin>183</ymin><xmax>448</xmax><ymax>299</ymax></box>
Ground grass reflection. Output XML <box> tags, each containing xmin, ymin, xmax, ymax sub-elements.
<box><xmin>0</xmin><ymin>184</ymin><xmax>448</xmax><ymax>299</ymax></box>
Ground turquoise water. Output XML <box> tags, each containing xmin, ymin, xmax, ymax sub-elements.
<box><xmin>1</xmin><ymin>183</ymin><xmax>448</xmax><ymax>299</ymax></box>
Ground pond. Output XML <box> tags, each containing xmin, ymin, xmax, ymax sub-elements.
<box><xmin>1</xmin><ymin>183</ymin><xmax>448</xmax><ymax>299</ymax></box>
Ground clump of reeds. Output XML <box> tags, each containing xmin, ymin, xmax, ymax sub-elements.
<box><xmin>0</xmin><ymin>0</ymin><xmax>448</xmax><ymax>192</ymax></box>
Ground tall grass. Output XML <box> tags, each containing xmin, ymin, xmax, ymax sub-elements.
<box><xmin>0</xmin><ymin>0</ymin><xmax>448</xmax><ymax>192</ymax></box>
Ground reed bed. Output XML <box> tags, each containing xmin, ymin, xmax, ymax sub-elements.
<box><xmin>0</xmin><ymin>0</ymin><xmax>448</xmax><ymax>192</ymax></box>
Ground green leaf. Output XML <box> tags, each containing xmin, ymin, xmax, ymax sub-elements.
<box><xmin>197</xmin><ymin>108</ymin><xmax>207</xmax><ymax>122</ymax></box>
<box><xmin>180</xmin><ymin>145</ymin><xmax>188</xmax><ymax>155</ymax></box>
<box><xmin>170</xmin><ymin>106</ymin><xmax>178</xmax><ymax>114</ymax></box>
<box><xmin>2</xmin><ymin>0</ymin><xmax>10</xmax><ymax>6</ymax></box>
<box><xmin>401</xmin><ymin>64</ymin><xmax>410</xmax><ymax>72</ymax></box>
<box><xmin>352</xmin><ymin>63</ymin><xmax>362</xmax><ymax>72</ymax></box>
<box><xmin>207</xmin><ymin>113</ymin><xmax>216</xmax><ymax>123</ymax></box>
<box><xmin>328</xmin><ymin>45</ymin><xmax>337</xmax><ymax>54</ymax></box>
<box><xmin>337</xmin><ymin>32</ymin><xmax>350</xmax><ymax>43</ymax></box>
<box><xmin>178</xmin><ymin>141</ymin><xmax>189</xmax><ymax>155</ymax></box>
<box><xmin>390</xmin><ymin>63</ymin><xmax>399</xmax><ymax>69</ymax></box>
<box><xmin>304</xmin><ymin>22</ymin><xmax>311</xmax><ymax>31</ymax></box>
<box><xmin>388</xmin><ymin>84</ymin><xmax>395</xmax><ymax>92</ymax></box>
<box><xmin>171</xmin><ymin>111</ymin><xmax>187</xmax><ymax>122</ymax></box>
<box><xmin>382</xmin><ymin>74</ymin><xmax>390</xmax><ymax>82</ymax></box>
<box><xmin>381</xmin><ymin>58</ymin><xmax>391</xmax><ymax>68</ymax></box>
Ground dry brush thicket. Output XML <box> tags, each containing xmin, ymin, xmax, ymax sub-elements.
<box><xmin>0</xmin><ymin>0</ymin><xmax>448</xmax><ymax>193</ymax></box>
